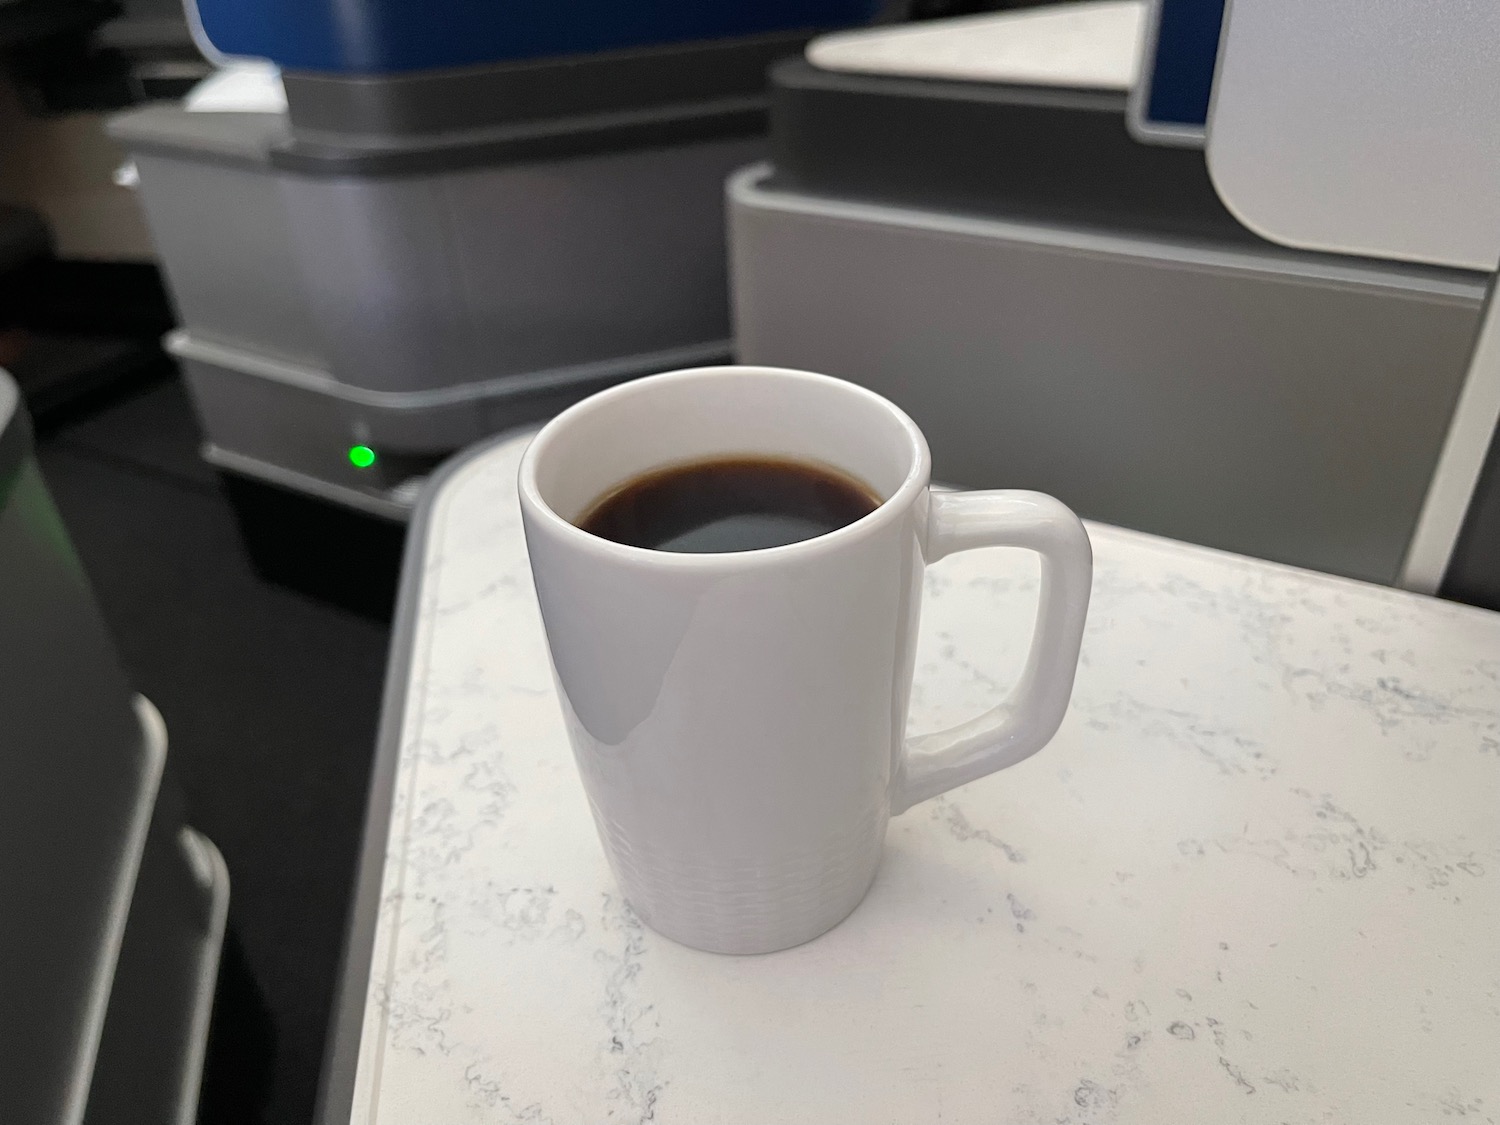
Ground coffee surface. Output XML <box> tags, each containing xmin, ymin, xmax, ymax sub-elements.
<box><xmin>577</xmin><ymin>456</ymin><xmax>881</xmax><ymax>553</ymax></box>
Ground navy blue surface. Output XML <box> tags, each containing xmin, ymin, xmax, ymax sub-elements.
<box><xmin>1143</xmin><ymin>0</ymin><xmax>1226</xmax><ymax>128</ymax></box>
<box><xmin>195</xmin><ymin>0</ymin><xmax>883</xmax><ymax>74</ymax></box>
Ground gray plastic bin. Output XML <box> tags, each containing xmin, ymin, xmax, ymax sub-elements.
<box><xmin>730</xmin><ymin>164</ymin><xmax>1489</xmax><ymax>585</ymax></box>
<box><xmin>168</xmin><ymin>328</ymin><xmax>679</xmax><ymax>515</ymax></box>
<box><xmin>109</xmin><ymin>39</ymin><xmax>782</xmax><ymax>509</ymax></box>
<box><xmin>730</xmin><ymin>54</ymin><xmax>1498</xmax><ymax>587</ymax></box>
<box><xmin>0</xmin><ymin>371</ymin><xmax>228</xmax><ymax>1125</ymax></box>
<box><xmin>120</xmin><ymin>112</ymin><xmax>758</xmax><ymax>385</ymax></box>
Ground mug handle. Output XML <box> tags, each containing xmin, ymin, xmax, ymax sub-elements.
<box><xmin>892</xmin><ymin>490</ymin><xmax>1093</xmax><ymax>815</ymax></box>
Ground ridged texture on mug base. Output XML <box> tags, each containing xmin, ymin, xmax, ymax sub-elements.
<box><xmin>590</xmin><ymin>806</ymin><xmax>888</xmax><ymax>954</ymax></box>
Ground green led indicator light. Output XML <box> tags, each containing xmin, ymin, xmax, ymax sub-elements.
<box><xmin>348</xmin><ymin>444</ymin><xmax>377</xmax><ymax>469</ymax></box>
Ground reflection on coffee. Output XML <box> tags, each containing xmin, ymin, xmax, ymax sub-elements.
<box><xmin>577</xmin><ymin>456</ymin><xmax>881</xmax><ymax>553</ymax></box>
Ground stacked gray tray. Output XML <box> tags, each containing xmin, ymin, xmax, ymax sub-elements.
<box><xmin>110</xmin><ymin>34</ymin><xmax>811</xmax><ymax>515</ymax></box>
<box><xmin>730</xmin><ymin>55</ymin><xmax>1492</xmax><ymax>586</ymax></box>
<box><xmin>1</xmin><ymin>371</ymin><xmax>229</xmax><ymax>1124</ymax></box>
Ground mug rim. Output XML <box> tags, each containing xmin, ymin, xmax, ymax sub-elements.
<box><xmin>518</xmin><ymin>365</ymin><xmax>932</xmax><ymax>569</ymax></box>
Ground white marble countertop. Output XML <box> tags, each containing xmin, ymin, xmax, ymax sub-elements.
<box><xmin>326</xmin><ymin>432</ymin><xmax>1500</xmax><ymax>1125</ymax></box>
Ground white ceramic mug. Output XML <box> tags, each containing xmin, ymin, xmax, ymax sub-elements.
<box><xmin>519</xmin><ymin>367</ymin><xmax>1091</xmax><ymax>954</ymax></box>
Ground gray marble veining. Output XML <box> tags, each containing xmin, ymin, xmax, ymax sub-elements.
<box><xmin>348</xmin><ymin>434</ymin><xmax>1500</xmax><ymax>1124</ymax></box>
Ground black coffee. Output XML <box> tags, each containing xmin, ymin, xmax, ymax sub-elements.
<box><xmin>577</xmin><ymin>456</ymin><xmax>881</xmax><ymax>553</ymax></box>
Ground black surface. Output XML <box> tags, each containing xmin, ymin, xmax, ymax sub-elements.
<box><xmin>0</xmin><ymin>0</ymin><xmax>132</xmax><ymax>114</ymax></box>
<box><xmin>0</xmin><ymin>205</ymin><xmax>51</xmax><ymax>337</ymax></box>
<box><xmin>766</xmin><ymin>56</ymin><xmax>1259</xmax><ymax>243</ymax></box>
<box><xmin>197</xmin><ymin>929</ymin><xmax>277</xmax><ymax>1125</ymax></box>
<box><xmin>0</xmin><ymin>0</ymin><xmax>116</xmax><ymax>49</ymax></box>
<box><xmin>35</xmin><ymin>369</ymin><xmax>391</xmax><ymax>1125</ymax></box>
<box><xmin>24</xmin><ymin>259</ymin><xmax>175</xmax><ymax>338</ymax></box>
<box><xmin>220</xmin><ymin>473</ymin><xmax>406</xmax><ymax>623</ymax></box>
<box><xmin>1442</xmin><ymin>417</ymin><xmax>1500</xmax><ymax>612</ymax></box>
<box><xmin>0</xmin><ymin>203</ymin><xmax>50</xmax><ymax>270</ymax></box>
<box><xmin>4</xmin><ymin>259</ymin><xmax>173</xmax><ymax>340</ymax></box>
<box><xmin>41</xmin><ymin>360</ymin><xmax>217</xmax><ymax>486</ymax></box>
<box><xmin>10</xmin><ymin>334</ymin><xmax>166</xmax><ymax>424</ymax></box>
<box><xmin>0</xmin><ymin>0</ymin><xmax>203</xmax><ymax>113</ymax></box>
<box><xmin>6</xmin><ymin>259</ymin><xmax>177</xmax><ymax>426</ymax></box>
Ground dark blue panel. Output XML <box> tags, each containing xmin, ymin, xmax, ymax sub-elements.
<box><xmin>196</xmin><ymin>0</ymin><xmax>884</xmax><ymax>74</ymax></box>
<box><xmin>1144</xmin><ymin>0</ymin><xmax>1226</xmax><ymax>128</ymax></box>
